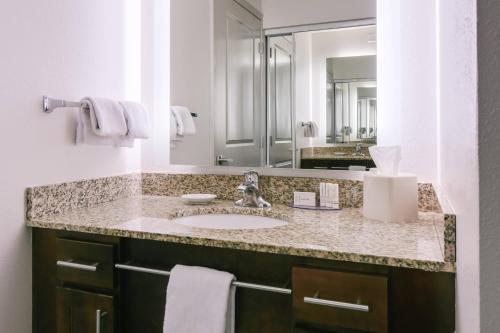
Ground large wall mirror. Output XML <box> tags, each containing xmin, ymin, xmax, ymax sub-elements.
<box><xmin>170</xmin><ymin>0</ymin><xmax>377</xmax><ymax>171</ymax></box>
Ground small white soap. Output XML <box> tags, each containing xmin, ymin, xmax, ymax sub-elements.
<box><xmin>330</xmin><ymin>183</ymin><xmax>340</xmax><ymax>209</ymax></box>
<box><xmin>294</xmin><ymin>192</ymin><xmax>316</xmax><ymax>207</ymax></box>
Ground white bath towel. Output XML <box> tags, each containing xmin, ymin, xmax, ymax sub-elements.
<box><xmin>303</xmin><ymin>121</ymin><xmax>318</xmax><ymax>138</ymax></box>
<box><xmin>119</xmin><ymin>101</ymin><xmax>150</xmax><ymax>139</ymax></box>
<box><xmin>76</xmin><ymin>104</ymin><xmax>115</xmax><ymax>146</ymax></box>
<box><xmin>171</xmin><ymin>106</ymin><xmax>196</xmax><ymax>136</ymax></box>
<box><xmin>163</xmin><ymin>265</ymin><xmax>235</xmax><ymax>333</ymax></box>
<box><xmin>81</xmin><ymin>97</ymin><xmax>127</xmax><ymax>137</ymax></box>
<box><xmin>170</xmin><ymin>111</ymin><xmax>181</xmax><ymax>141</ymax></box>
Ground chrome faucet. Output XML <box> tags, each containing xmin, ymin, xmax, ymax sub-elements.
<box><xmin>235</xmin><ymin>170</ymin><xmax>271</xmax><ymax>208</ymax></box>
<box><xmin>352</xmin><ymin>143</ymin><xmax>365</xmax><ymax>157</ymax></box>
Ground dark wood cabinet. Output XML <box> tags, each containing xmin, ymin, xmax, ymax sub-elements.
<box><xmin>56</xmin><ymin>238</ymin><xmax>116</xmax><ymax>290</ymax></box>
<box><xmin>292</xmin><ymin>267</ymin><xmax>388</xmax><ymax>333</ymax></box>
<box><xmin>56</xmin><ymin>287</ymin><xmax>114</xmax><ymax>333</ymax></box>
<box><xmin>32</xmin><ymin>229</ymin><xmax>455</xmax><ymax>333</ymax></box>
<box><xmin>300</xmin><ymin>158</ymin><xmax>376</xmax><ymax>171</ymax></box>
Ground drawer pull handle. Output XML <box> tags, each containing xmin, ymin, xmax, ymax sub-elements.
<box><xmin>56</xmin><ymin>260</ymin><xmax>98</xmax><ymax>272</ymax></box>
<box><xmin>96</xmin><ymin>309</ymin><xmax>107</xmax><ymax>333</ymax></box>
<box><xmin>303</xmin><ymin>296</ymin><xmax>369</xmax><ymax>312</ymax></box>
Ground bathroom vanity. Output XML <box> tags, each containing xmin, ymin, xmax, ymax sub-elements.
<box><xmin>28</xmin><ymin>192</ymin><xmax>455</xmax><ymax>333</ymax></box>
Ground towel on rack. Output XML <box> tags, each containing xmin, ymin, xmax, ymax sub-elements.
<box><xmin>169</xmin><ymin>111</ymin><xmax>184</xmax><ymax>148</ymax></box>
<box><xmin>171</xmin><ymin>106</ymin><xmax>197</xmax><ymax>136</ymax></box>
<box><xmin>163</xmin><ymin>265</ymin><xmax>235</xmax><ymax>333</ymax></box>
<box><xmin>81</xmin><ymin>97</ymin><xmax>128</xmax><ymax>137</ymax></box>
<box><xmin>302</xmin><ymin>121</ymin><xmax>318</xmax><ymax>138</ymax></box>
<box><xmin>119</xmin><ymin>101</ymin><xmax>150</xmax><ymax>139</ymax></box>
<box><xmin>76</xmin><ymin>106</ymin><xmax>115</xmax><ymax>146</ymax></box>
<box><xmin>170</xmin><ymin>112</ymin><xmax>182</xmax><ymax>141</ymax></box>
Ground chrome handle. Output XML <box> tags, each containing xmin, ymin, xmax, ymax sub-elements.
<box><xmin>216</xmin><ymin>155</ymin><xmax>234</xmax><ymax>165</ymax></box>
<box><xmin>303</xmin><ymin>296</ymin><xmax>369</xmax><ymax>312</ymax></box>
<box><xmin>56</xmin><ymin>260</ymin><xmax>98</xmax><ymax>272</ymax></box>
<box><xmin>96</xmin><ymin>309</ymin><xmax>107</xmax><ymax>333</ymax></box>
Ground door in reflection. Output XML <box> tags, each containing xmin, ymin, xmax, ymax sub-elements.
<box><xmin>213</xmin><ymin>0</ymin><xmax>263</xmax><ymax>166</ymax></box>
<box><xmin>267</xmin><ymin>35</ymin><xmax>293</xmax><ymax>168</ymax></box>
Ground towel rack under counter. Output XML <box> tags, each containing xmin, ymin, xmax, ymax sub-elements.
<box><xmin>115</xmin><ymin>263</ymin><xmax>292</xmax><ymax>295</ymax></box>
<box><xmin>42</xmin><ymin>95</ymin><xmax>198</xmax><ymax>117</ymax></box>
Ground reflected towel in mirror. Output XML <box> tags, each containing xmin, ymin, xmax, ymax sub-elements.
<box><xmin>171</xmin><ymin>106</ymin><xmax>197</xmax><ymax>136</ymax></box>
<box><xmin>302</xmin><ymin>121</ymin><xmax>318</xmax><ymax>137</ymax></box>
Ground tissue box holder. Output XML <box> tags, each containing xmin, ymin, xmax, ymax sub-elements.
<box><xmin>363</xmin><ymin>173</ymin><xmax>418</xmax><ymax>222</ymax></box>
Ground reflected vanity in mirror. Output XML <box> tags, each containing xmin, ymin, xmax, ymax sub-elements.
<box><xmin>170</xmin><ymin>0</ymin><xmax>376</xmax><ymax>171</ymax></box>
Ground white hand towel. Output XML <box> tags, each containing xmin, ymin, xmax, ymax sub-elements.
<box><xmin>169</xmin><ymin>111</ymin><xmax>180</xmax><ymax>141</ymax></box>
<box><xmin>119</xmin><ymin>101</ymin><xmax>150</xmax><ymax>139</ymax></box>
<box><xmin>163</xmin><ymin>265</ymin><xmax>235</xmax><ymax>333</ymax></box>
<box><xmin>81</xmin><ymin>97</ymin><xmax>127</xmax><ymax>137</ymax></box>
<box><xmin>171</xmin><ymin>106</ymin><xmax>197</xmax><ymax>136</ymax></box>
<box><xmin>76</xmin><ymin>104</ymin><xmax>115</xmax><ymax>145</ymax></box>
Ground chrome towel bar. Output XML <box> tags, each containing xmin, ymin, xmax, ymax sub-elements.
<box><xmin>115</xmin><ymin>263</ymin><xmax>292</xmax><ymax>295</ymax></box>
<box><xmin>42</xmin><ymin>95</ymin><xmax>198</xmax><ymax>117</ymax></box>
<box><xmin>43</xmin><ymin>96</ymin><xmax>84</xmax><ymax>113</ymax></box>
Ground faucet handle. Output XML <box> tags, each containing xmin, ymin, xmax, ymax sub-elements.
<box><xmin>244</xmin><ymin>170</ymin><xmax>259</xmax><ymax>188</ymax></box>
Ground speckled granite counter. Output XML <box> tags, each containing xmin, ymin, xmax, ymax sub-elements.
<box><xmin>301</xmin><ymin>154</ymin><xmax>373</xmax><ymax>161</ymax></box>
<box><xmin>26</xmin><ymin>195</ymin><xmax>455</xmax><ymax>273</ymax></box>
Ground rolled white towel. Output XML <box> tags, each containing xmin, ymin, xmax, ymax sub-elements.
<box><xmin>171</xmin><ymin>106</ymin><xmax>196</xmax><ymax>136</ymax></box>
<box><xmin>119</xmin><ymin>101</ymin><xmax>150</xmax><ymax>139</ymax></box>
<box><xmin>76</xmin><ymin>106</ymin><xmax>115</xmax><ymax>146</ymax></box>
<box><xmin>81</xmin><ymin>97</ymin><xmax>127</xmax><ymax>137</ymax></box>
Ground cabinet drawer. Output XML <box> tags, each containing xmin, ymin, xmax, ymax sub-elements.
<box><xmin>56</xmin><ymin>287</ymin><xmax>114</xmax><ymax>333</ymax></box>
<box><xmin>56</xmin><ymin>238</ymin><xmax>115</xmax><ymax>289</ymax></box>
<box><xmin>292</xmin><ymin>267</ymin><xmax>388</xmax><ymax>333</ymax></box>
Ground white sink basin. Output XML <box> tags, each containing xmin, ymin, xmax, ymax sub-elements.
<box><xmin>173</xmin><ymin>214</ymin><xmax>288</xmax><ymax>230</ymax></box>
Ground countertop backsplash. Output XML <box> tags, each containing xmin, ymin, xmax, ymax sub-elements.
<box><xmin>27</xmin><ymin>172</ymin><xmax>442</xmax><ymax>220</ymax></box>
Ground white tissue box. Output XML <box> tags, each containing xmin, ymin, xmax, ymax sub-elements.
<box><xmin>363</xmin><ymin>173</ymin><xmax>418</xmax><ymax>222</ymax></box>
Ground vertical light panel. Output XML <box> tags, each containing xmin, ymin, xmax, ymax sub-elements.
<box><xmin>124</xmin><ymin>0</ymin><xmax>142</xmax><ymax>101</ymax></box>
<box><xmin>376</xmin><ymin>0</ymin><xmax>401</xmax><ymax>147</ymax></box>
<box><xmin>153</xmin><ymin>0</ymin><xmax>171</xmax><ymax>166</ymax></box>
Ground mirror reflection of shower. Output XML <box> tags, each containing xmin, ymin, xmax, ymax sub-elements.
<box><xmin>357</xmin><ymin>87</ymin><xmax>377</xmax><ymax>142</ymax></box>
<box><xmin>326</xmin><ymin>55</ymin><xmax>377</xmax><ymax>145</ymax></box>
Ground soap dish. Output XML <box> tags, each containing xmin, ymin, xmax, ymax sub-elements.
<box><xmin>288</xmin><ymin>204</ymin><xmax>341</xmax><ymax>211</ymax></box>
<box><xmin>181</xmin><ymin>194</ymin><xmax>217</xmax><ymax>205</ymax></box>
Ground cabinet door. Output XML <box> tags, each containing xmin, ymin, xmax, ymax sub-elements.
<box><xmin>293</xmin><ymin>267</ymin><xmax>388</xmax><ymax>333</ymax></box>
<box><xmin>56</xmin><ymin>287</ymin><xmax>114</xmax><ymax>333</ymax></box>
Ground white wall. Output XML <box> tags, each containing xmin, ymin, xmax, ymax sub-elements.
<box><xmin>438</xmin><ymin>1</ymin><xmax>479</xmax><ymax>332</ymax></box>
<box><xmin>377</xmin><ymin>0</ymin><xmax>438</xmax><ymax>183</ymax></box>
<box><xmin>0</xmin><ymin>0</ymin><xmax>143</xmax><ymax>331</ymax></box>
<box><xmin>262</xmin><ymin>0</ymin><xmax>376</xmax><ymax>29</ymax></box>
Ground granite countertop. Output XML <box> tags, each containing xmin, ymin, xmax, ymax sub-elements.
<box><xmin>300</xmin><ymin>146</ymin><xmax>374</xmax><ymax>161</ymax></box>
<box><xmin>26</xmin><ymin>195</ymin><xmax>454</xmax><ymax>273</ymax></box>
